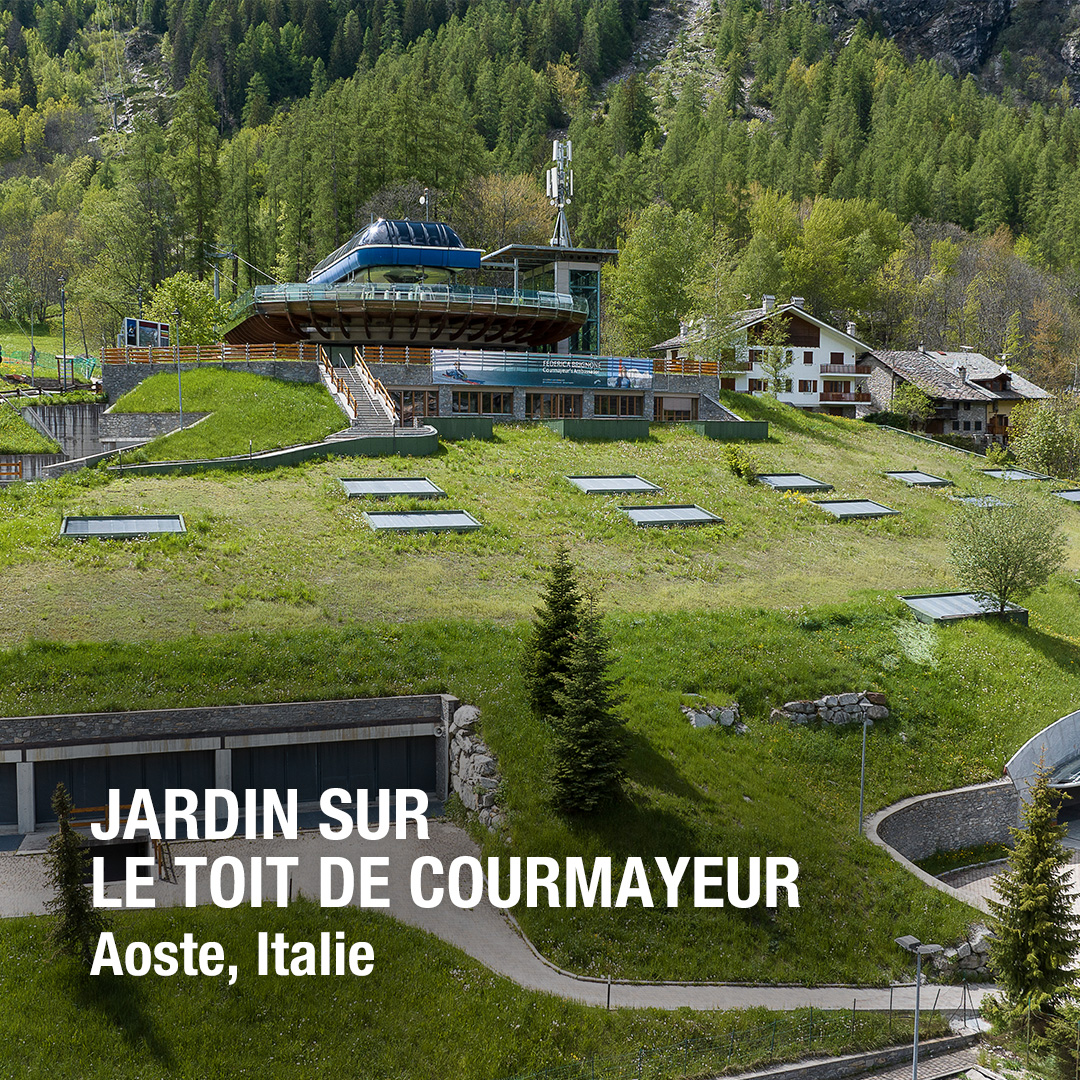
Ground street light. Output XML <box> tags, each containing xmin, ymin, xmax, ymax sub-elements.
<box><xmin>172</xmin><ymin>308</ymin><xmax>183</xmax><ymax>431</ymax></box>
<box><xmin>58</xmin><ymin>274</ymin><xmax>66</xmax><ymax>391</ymax></box>
<box><xmin>895</xmin><ymin>935</ymin><xmax>943</xmax><ymax>1080</ymax></box>
<box><xmin>858</xmin><ymin>717</ymin><xmax>870</xmax><ymax>836</ymax></box>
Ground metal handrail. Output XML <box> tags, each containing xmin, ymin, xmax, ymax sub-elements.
<box><xmin>233</xmin><ymin>283</ymin><xmax>589</xmax><ymax>315</ymax></box>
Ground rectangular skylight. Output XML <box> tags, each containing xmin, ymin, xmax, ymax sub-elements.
<box><xmin>341</xmin><ymin>478</ymin><xmax>446</xmax><ymax>499</ymax></box>
<box><xmin>757</xmin><ymin>473</ymin><xmax>833</xmax><ymax>493</ymax></box>
<box><xmin>982</xmin><ymin>468</ymin><xmax>1053</xmax><ymax>481</ymax></box>
<box><xmin>813</xmin><ymin>500</ymin><xmax>899</xmax><ymax>519</ymax></box>
<box><xmin>900</xmin><ymin>591</ymin><xmax>1027</xmax><ymax>625</ymax></box>
<box><xmin>567</xmin><ymin>475</ymin><xmax>661</xmax><ymax>494</ymax></box>
<box><xmin>363</xmin><ymin>510</ymin><xmax>481</xmax><ymax>533</ymax></box>
<box><xmin>1055</xmin><ymin>490</ymin><xmax>1080</xmax><ymax>503</ymax></box>
<box><xmin>886</xmin><ymin>471</ymin><xmax>952</xmax><ymax>487</ymax></box>
<box><xmin>620</xmin><ymin>504</ymin><xmax>721</xmax><ymax>527</ymax></box>
<box><xmin>60</xmin><ymin>515</ymin><xmax>187</xmax><ymax>539</ymax></box>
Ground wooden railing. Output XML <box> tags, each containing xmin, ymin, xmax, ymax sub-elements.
<box><xmin>353</xmin><ymin>348</ymin><xmax>400</xmax><ymax>424</ymax></box>
<box><xmin>820</xmin><ymin>392</ymin><xmax>871</xmax><ymax>403</ymax></box>
<box><xmin>654</xmin><ymin>356</ymin><xmax>718</xmax><ymax>376</ymax></box>
<box><xmin>102</xmin><ymin>342</ymin><xmax>310</xmax><ymax>365</ymax></box>
<box><xmin>820</xmin><ymin>364</ymin><xmax>871</xmax><ymax>376</ymax></box>
<box><xmin>354</xmin><ymin>344</ymin><xmax>432</xmax><ymax>366</ymax></box>
<box><xmin>318</xmin><ymin>347</ymin><xmax>359</xmax><ymax>418</ymax></box>
<box><xmin>0</xmin><ymin>461</ymin><xmax>21</xmax><ymax>480</ymax></box>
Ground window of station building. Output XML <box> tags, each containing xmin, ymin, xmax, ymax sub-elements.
<box><xmin>748</xmin><ymin>378</ymin><xmax>768</xmax><ymax>393</ymax></box>
<box><xmin>830</xmin><ymin>352</ymin><xmax>845</xmax><ymax>365</ymax></box>
<box><xmin>525</xmin><ymin>392</ymin><xmax>583</xmax><ymax>419</ymax></box>
<box><xmin>720</xmin><ymin>378</ymin><xmax>737</xmax><ymax>391</ymax></box>
<box><xmin>391</xmin><ymin>389</ymin><xmax>438</xmax><ymax>420</ymax></box>
<box><xmin>975</xmin><ymin>420</ymin><xmax>983</xmax><ymax>431</ymax></box>
<box><xmin>803</xmin><ymin>351</ymin><xmax>814</xmax><ymax>365</ymax></box>
<box><xmin>452</xmin><ymin>390</ymin><xmax>514</xmax><ymax>415</ymax></box>
<box><xmin>594</xmin><ymin>394</ymin><xmax>643</xmax><ymax>417</ymax></box>
<box><xmin>798</xmin><ymin>379</ymin><xmax>818</xmax><ymax>393</ymax></box>
<box><xmin>749</xmin><ymin>348</ymin><xmax>763</xmax><ymax>366</ymax></box>
<box><xmin>656</xmin><ymin>396</ymin><xmax>698</xmax><ymax>422</ymax></box>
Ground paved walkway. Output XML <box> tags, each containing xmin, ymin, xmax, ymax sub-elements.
<box><xmin>859</xmin><ymin>1047</ymin><xmax>979</xmax><ymax>1080</ymax></box>
<box><xmin>0</xmin><ymin>822</ymin><xmax>992</xmax><ymax>1013</ymax></box>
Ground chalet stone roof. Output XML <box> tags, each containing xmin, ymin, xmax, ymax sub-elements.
<box><xmin>872</xmin><ymin>349</ymin><xmax>1049</xmax><ymax>404</ymax></box>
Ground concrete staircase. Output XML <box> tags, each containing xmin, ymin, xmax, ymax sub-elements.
<box><xmin>321</xmin><ymin>364</ymin><xmax>397</xmax><ymax>440</ymax></box>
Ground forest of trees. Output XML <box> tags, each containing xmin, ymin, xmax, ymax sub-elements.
<box><xmin>2</xmin><ymin>0</ymin><xmax>1080</xmax><ymax>386</ymax></box>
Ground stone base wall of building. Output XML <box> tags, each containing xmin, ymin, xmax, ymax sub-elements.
<box><xmin>102</xmin><ymin>361</ymin><xmax>321</xmax><ymax>400</ymax></box>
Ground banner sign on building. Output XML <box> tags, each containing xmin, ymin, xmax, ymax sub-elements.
<box><xmin>431</xmin><ymin>350</ymin><xmax>651</xmax><ymax>389</ymax></box>
<box><xmin>122</xmin><ymin>317</ymin><xmax>170</xmax><ymax>348</ymax></box>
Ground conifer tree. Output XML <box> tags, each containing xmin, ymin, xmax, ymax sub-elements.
<box><xmin>988</xmin><ymin>767</ymin><xmax>1080</xmax><ymax>1018</ymax></box>
<box><xmin>44</xmin><ymin>782</ymin><xmax>108</xmax><ymax>967</ymax></box>
<box><xmin>523</xmin><ymin>546</ymin><xmax>583</xmax><ymax>722</ymax></box>
<box><xmin>549</xmin><ymin>601</ymin><xmax>628</xmax><ymax>814</ymax></box>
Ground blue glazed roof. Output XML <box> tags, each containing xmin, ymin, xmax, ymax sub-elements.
<box><xmin>308</xmin><ymin>220</ymin><xmax>481</xmax><ymax>284</ymax></box>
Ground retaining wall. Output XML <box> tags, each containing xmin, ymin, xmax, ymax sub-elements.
<box><xmin>19</xmin><ymin>402</ymin><xmax>105</xmax><ymax>459</ymax></box>
<box><xmin>99</xmin><ymin>411</ymin><xmax>210</xmax><ymax>444</ymax></box>
<box><xmin>102</xmin><ymin>361</ymin><xmax>321</xmax><ymax>400</ymax></box>
<box><xmin>866</xmin><ymin>780</ymin><xmax>1018</xmax><ymax>911</ymax></box>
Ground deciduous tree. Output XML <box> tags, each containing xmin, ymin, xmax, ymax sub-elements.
<box><xmin>947</xmin><ymin>487</ymin><xmax>1067</xmax><ymax>612</ymax></box>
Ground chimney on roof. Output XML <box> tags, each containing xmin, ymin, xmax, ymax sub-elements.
<box><xmin>791</xmin><ymin>296</ymin><xmax>805</xmax><ymax>310</ymax></box>
<box><xmin>762</xmin><ymin>294</ymin><xmax>775</xmax><ymax>312</ymax></box>
<box><xmin>917</xmin><ymin>342</ymin><xmax>925</xmax><ymax>353</ymax></box>
<box><xmin>846</xmin><ymin>320</ymin><xmax>857</xmax><ymax>337</ymax></box>
<box><xmin>679</xmin><ymin>320</ymin><xmax>688</xmax><ymax>337</ymax></box>
<box><xmin>957</xmin><ymin>365</ymin><xmax>967</xmax><ymax>383</ymax></box>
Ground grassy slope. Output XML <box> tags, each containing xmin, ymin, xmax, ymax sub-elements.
<box><xmin>0</xmin><ymin>405</ymin><xmax>60</xmax><ymax>454</ymax></box>
<box><xmin>109</xmin><ymin>368</ymin><xmax>346</xmax><ymax>459</ymax></box>
<box><xmin>0</xmin><ymin>906</ymin><xmax>933</xmax><ymax>1080</ymax></box>
<box><xmin>2</xmin><ymin>400</ymin><xmax>1076</xmax><ymax>642</ymax></box>
<box><xmin>1</xmin><ymin>398</ymin><xmax>1079</xmax><ymax>992</ymax></box>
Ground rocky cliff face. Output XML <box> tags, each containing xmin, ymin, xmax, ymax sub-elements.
<box><xmin>824</xmin><ymin>0</ymin><xmax>1016</xmax><ymax>72</ymax></box>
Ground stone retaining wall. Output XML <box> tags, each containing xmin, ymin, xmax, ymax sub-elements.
<box><xmin>772</xmin><ymin>691</ymin><xmax>888</xmax><ymax>726</ymax></box>
<box><xmin>102</xmin><ymin>361</ymin><xmax>320</xmax><ymax>400</ymax></box>
<box><xmin>872</xmin><ymin>780</ymin><xmax>1019</xmax><ymax>863</ymax></box>
<box><xmin>448</xmin><ymin>704</ymin><xmax>503</xmax><ymax>829</ymax></box>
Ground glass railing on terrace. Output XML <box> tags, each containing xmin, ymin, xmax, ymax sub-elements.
<box><xmin>231</xmin><ymin>283</ymin><xmax>588</xmax><ymax>316</ymax></box>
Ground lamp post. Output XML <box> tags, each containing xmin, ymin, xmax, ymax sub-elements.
<box><xmin>858</xmin><ymin>717</ymin><xmax>870</xmax><ymax>836</ymax></box>
<box><xmin>58</xmin><ymin>274</ymin><xmax>67</xmax><ymax>391</ymax></box>
<box><xmin>172</xmin><ymin>308</ymin><xmax>183</xmax><ymax>431</ymax></box>
<box><xmin>895</xmin><ymin>936</ymin><xmax>942</xmax><ymax>1080</ymax></box>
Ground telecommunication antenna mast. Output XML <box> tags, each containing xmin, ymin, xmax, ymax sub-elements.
<box><xmin>546</xmin><ymin>140</ymin><xmax>574</xmax><ymax>248</ymax></box>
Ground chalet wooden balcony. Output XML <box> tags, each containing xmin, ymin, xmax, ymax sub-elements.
<box><xmin>819</xmin><ymin>364</ymin><xmax>871</xmax><ymax>376</ymax></box>
<box><xmin>820</xmin><ymin>391</ymin><xmax>871</xmax><ymax>403</ymax></box>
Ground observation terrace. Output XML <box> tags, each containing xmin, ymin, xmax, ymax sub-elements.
<box><xmin>222</xmin><ymin>282</ymin><xmax>588</xmax><ymax>349</ymax></box>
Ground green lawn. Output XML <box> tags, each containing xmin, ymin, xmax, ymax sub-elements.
<box><xmin>0</xmin><ymin>404</ymin><xmax>60</xmax><ymax>454</ymax></box>
<box><xmin>0</xmin><ymin>397</ymin><xmax>1076</xmax><ymax>1007</ymax></box>
<box><xmin>2</xmin><ymin>403</ymin><xmax>1076</xmax><ymax>641</ymax></box>
<box><xmin>110</xmin><ymin>368</ymin><xmax>346</xmax><ymax>459</ymax></box>
<box><xmin>0</xmin><ymin>905</ymin><xmax>937</xmax><ymax>1080</ymax></box>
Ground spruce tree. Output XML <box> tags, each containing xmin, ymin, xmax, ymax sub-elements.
<box><xmin>523</xmin><ymin>546</ymin><xmax>583</xmax><ymax>722</ymax></box>
<box><xmin>549</xmin><ymin>602</ymin><xmax>628</xmax><ymax>814</ymax></box>
<box><xmin>44</xmin><ymin>782</ymin><xmax>108</xmax><ymax>967</ymax></box>
<box><xmin>988</xmin><ymin>767</ymin><xmax>1080</xmax><ymax>1018</ymax></box>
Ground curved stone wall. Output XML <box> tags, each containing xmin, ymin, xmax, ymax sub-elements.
<box><xmin>866</xmin><ymin>780</ymin><xmax>1019</xmax><ymax>908</ymax></box>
